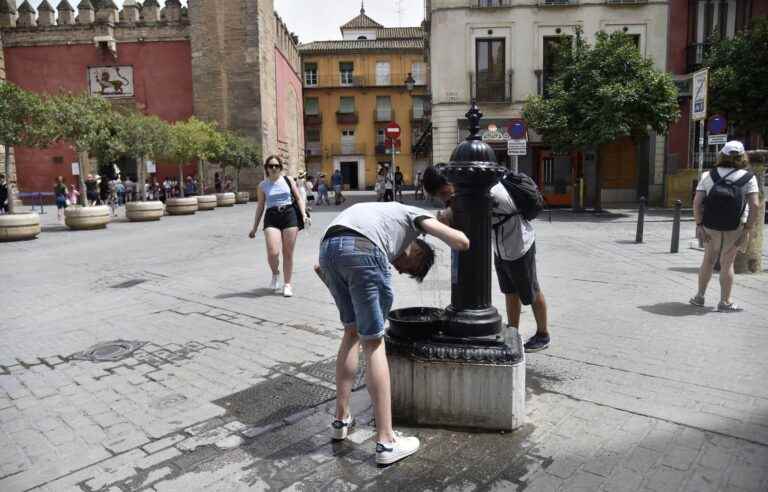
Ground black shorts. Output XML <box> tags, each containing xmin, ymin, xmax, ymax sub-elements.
<box><xmin>494</xmin><ymin>243</ymin><xmax>540</xmax><ymax>305</ymax></box>
<box><xmin>264</xmin><ymin>206</ymin><xmax>298</xmax><ymax>230</ymax></box>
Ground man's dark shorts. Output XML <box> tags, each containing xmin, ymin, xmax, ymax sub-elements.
<box><xmin>494</xmin><ymin>242</ymin><xmax>540</xmax><ymax>305</ymax></box>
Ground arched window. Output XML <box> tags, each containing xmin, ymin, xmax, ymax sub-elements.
<box><xmin>357</xmin><ymin>35</ymin><xmax>368</xmax><ymax>40</ymax></box>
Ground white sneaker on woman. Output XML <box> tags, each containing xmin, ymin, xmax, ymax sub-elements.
<box><xmin>375</xmin><ymin>432</ymin><xmax>420</xmax><ymax>466</ymax></box>
<box><xmin>283</xmin><ymin>284</ymin><xmax>293</xmax><ymax>297</ymax></box>
<box><xmin>269</xmin><ymin>274</ymin><xmax>281</xmax><ymax>291</ymax></box>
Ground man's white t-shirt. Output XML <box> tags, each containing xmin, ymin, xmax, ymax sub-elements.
<box><xmin>490</xmin><ymin>183</ymin><xmax>535</xmax><ymax>261</ymax></box>
<box><xmin>696</xmin><ymin>168</ymin><xmax>759</xmax><ymax>223</ymax></box>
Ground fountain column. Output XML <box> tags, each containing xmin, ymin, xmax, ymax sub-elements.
<box><xmin>386</xmin><ymin>101</ymin><xmax>526</xmax><ymax>431</ymax></box>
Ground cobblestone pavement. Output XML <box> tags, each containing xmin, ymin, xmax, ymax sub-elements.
<box><xmin>1</xmin><ymin>197</ymin><xmax>767</xmax><ymax>491</ymax></box>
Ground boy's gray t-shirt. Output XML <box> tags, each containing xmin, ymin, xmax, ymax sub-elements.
<box><xmin>327</xmin><ymin>202</ymin><xmax>433</xmax><ymax>261</ymax></box>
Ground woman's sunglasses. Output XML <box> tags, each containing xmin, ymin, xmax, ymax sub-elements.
<box><xmin>266</xmin><ymin>164</ymin><xmax>282</xmax><ymax>170</ymax></box>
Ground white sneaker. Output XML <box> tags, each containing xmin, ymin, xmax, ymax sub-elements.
<box><xmin>375</xmin><ymin>432</ymin><xmax>420</xmax><ymax>466</ymax></box>
<box><xmin>283</xmin><ymin>284</ymin><xmax>293</xmax><ymax>297</ymax></box>
<box><xmin>269</xmin><ymin>274</ymin><xmax>281</xmax><ymax>291</ymax></box>
<box><xmin>331</xmin><ymin>415</ymin><xmax>354</xmax><ymax>441</ymax></box>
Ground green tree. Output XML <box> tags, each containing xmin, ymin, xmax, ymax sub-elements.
<box><xmin>47</xmin><ymin>92</ymin><xmax>116</xmax><ymax>206</ymax></box>
<box><xmin>112</xmin><ymin>112</ymin><xmax>171</xmax><ymax>201</ymax></box>
<box><xmin>215</xmin><ymin>131</ymin><xmax>261</xmax><ymax>193</ymax></box>
<box><xmin>167</xmin><ymin>117</ymin><xmax>223</xmax><ymax>196</ymax></box>
<box><xmin>0</xmin><ymin>82</ymin><xmax>51</xmax><ymax>214</ymax></box>
<box><xmin>524</xmin><ymin>30</ymin><xmax>680</xmax><ymax>209</ymax></box>
<box><xmin>705</xmin><ymin>17</ymin><xmax>768</xmax><ymax>144</ymax></box>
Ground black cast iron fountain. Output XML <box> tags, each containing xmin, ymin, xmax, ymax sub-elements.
<box><xmin>386</xmin><ymin>101</ymin><xmax>523</xmax><ymax>399</ymax></box>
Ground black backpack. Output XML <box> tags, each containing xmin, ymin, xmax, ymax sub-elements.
<box><xmin>702</xmin><ymin>168</ymin><xmax>754</xmax><ymax>231</ymax></box>
<box><xmin>498</xmin><ymin>171</ymin><xmax>545</xmax><ymax>221</ymax></box>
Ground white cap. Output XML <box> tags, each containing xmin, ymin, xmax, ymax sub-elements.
<box><xmin>720</xmin><ymin>140</ymin><xmax>745</xmax><ymax>156</ymax></box>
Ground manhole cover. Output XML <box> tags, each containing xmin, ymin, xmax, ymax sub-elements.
<box><xmin>213</xmin><ymin>374</ymin><xmax>335</xmax><ymax>427</ymax></box>
<box><xmin>110</xmin><ymin>279</ymin><xmax>147</xmax><ymax>289</ymax></box>
<box><xmin>69</xmin><ymin>340</ymin><xmax>147</xmax><ymax>362</ymax></box>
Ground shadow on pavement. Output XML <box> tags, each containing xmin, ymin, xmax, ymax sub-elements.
<box><xmin>668</xmin><ymin>267</ymin><xmax>701</xmax><ymax>274</ymax></box>
<box><xmin>216</xmin><ymin>288</ymin><xmax>277</xmax><ymax>299</ymax></box>
<box><xmin>638</xmin><ymin>302</ymin><xmax>712</xmax><ymax>317</ymax></box>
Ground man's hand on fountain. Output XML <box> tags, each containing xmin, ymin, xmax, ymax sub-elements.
<box><xmin>420</xmin><ymin>218</ymin><xmax>469</xmax><ymax>251</ymax></box>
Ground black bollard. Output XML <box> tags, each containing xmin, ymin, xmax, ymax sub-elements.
<box><xmin>636</xmin><ymin>196</ymin><xmax>647</xmax><ymax>243</ymax></box>
<box><xmin>670</xmin><ymin>199</ymin><xmax>682</xmax><ymax>253</ymax></box>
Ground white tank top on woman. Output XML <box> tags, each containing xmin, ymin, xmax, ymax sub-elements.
<box><xmin>260</xmin><ymin>177</ymin><xmax>293</xmax><ymax>209</ymax></box>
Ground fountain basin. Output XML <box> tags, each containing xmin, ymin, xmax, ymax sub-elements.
<box><xmin>387</xmin><ymin>307</ymin><xmax>446</xmax><ymax>340</ymax></box>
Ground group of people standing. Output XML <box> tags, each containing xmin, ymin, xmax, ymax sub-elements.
<box><xmin>375</xmin><ymin>165</ymin><xmax>404</xmax><ymax>202</ymax></box>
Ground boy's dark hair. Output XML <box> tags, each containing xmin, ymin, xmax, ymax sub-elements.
<box><xmin>410</xmin><ymin>238</ymin><xmax>435</xmax><ymax>283</ymax></box>
<box><xmin>422</xmin><ymin>165</ymin><xmax>448</xmax><ymax>195</ymax></box>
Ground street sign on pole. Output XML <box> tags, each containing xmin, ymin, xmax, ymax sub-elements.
<box><xmin>507</xmin><ymin>139</ymin><xmax>527</xmax><ymax>156</ymax></box>
<box><xmin>71</xmin><ymin>162</ymin><xmax>80</xmax><ymax>176</ymax></box>
<box><xmin>708</xmin><ymin>115</ymin><xmax>727</xmax><ymax>134</ymax></box>
<box><xmin>145</xmin><ymin>160</ymin><xmax>156</xmax><ymax>174</ymax></box>
<box><xmin>385</xmin><ymin>122</ymin><xmax>401</xmax><ymax>201</ymax></box>
<box><xmin>708</xmin><ymin>134</ymin><xmax>727</xmax><ymax>146</ymax></box>
<box><xmin>508</xmin><ymin>121</ymin><xmax>527</xmax><ymax>140</ymax></box>
<box><xmin>385</xmin><ymin>122</ymin><xmax>401</xmax><ymax>139</ymax></box>
<box><xmin>691</xmin><ymin>69</ymin><xmax>708</xmax><ymax>121</ymax></box>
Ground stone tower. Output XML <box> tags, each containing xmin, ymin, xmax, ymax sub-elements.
<box><xmin>188</xmin><ymin>0</ymin><xmax>281</xmax><ymax>187</ymax></box>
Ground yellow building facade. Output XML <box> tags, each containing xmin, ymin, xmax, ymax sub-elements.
<box><xmin>299</xmin><ymin>7</ymin><xmax>429</xmax><ymax>189</ymax></box>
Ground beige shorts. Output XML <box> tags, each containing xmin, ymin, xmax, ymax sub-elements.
<box><xmin>703</xmin><ymin>226</ymin><xmax>746</xmax><ymax>254</ymax></box>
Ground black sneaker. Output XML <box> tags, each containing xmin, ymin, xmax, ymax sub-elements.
<box><xmin>524</xmin><ymin>334</ymin><xmax>550</xmax><ymax>353</ymax></box>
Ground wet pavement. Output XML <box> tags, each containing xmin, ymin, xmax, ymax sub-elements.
<box><xmin>1</xmin><ymin>195</ymin><xmax>767</xmax><ymax>491</ymax></box>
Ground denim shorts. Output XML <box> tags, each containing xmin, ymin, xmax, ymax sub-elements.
<box><xmin>319</xmin><ymin>235</ymin><xmax>393</xmax><ymax>340</ymax></box>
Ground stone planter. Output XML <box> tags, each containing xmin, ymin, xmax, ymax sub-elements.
<box><xmin>126</xmin><ymin>201</ymin><xmax>164</xmax><ymax>222</ymax></box>
<box><xmin>0</xmin><ymin>213</ymin><xmax>41</xmax><ymax>242</ymax></box>
<box><xmin>197</xmin><ymin>194</ymin><xmax>217</xmax><ymax>211</ymax></box>
<box><xmin>216</xmin><ymin>192</ymin><xmax>236</xmax><ymax>207</ymax></box>
<box><xmin>236</xmin><ymin>191</ymin><xmax>250</xmax><ymax>204</ymax></box>
<box><xmin>165</xmin><ymin>197</ymin><xmax>198</xmax><ymax>216</ymax></box>
<box><xmin>64</xmin><ymin>205</ymin><xmax>111</xmax><ymax>230</ymax></box>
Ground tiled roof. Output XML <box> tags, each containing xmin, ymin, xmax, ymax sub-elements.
<box><xmin>340</xmin><ymin>10</ymin><xmax>383</xmax><ymax>30</ymax></box>
<box><xmin>377</xmin><ymin>27</ymin><xmax>424</xmax><ymax>39</ymax></box>
<box><xmin>299</xmin><ymin>38</ymin><xmax>424</xmax><ymax>53</ymax></box>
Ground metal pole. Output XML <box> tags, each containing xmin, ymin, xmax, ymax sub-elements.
<box><xmin>636</xmin><ymin>196</ymin><xmax>647</xmax><ymax>243</ymax></box>
<box><xmin>391</xmin><ymin>140</ymin><xmax>396</xmax><ymax>202</ymax></box>
<box><xmin>671</xmin><ymin>199</ymin><xmax>682</xmax><ymax>253</ymax></box>
<box><xmin>39</xmin><ymin>193</ymin><xmax>45</xmax><ymax>215</ymax></box>
<box><xmin>698</xmin><ymin>120</ymin><xmax>705</xmax><ymax>179</ymax></box>
<box><xmin>512</xmin><ymin>155</ymin><xmax>519</xmax><ymax>174</ymax></box>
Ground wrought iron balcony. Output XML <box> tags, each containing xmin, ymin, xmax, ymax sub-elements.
<box><xmin>304</xmin><ymin>113</ymin><xmax>322</xmax><ymax>126</ymax></box>
<box><xmin>470</xmin><ymin>0</ymin><xmax>512</xmax><ymax>8</ymax></box>
<box><xmin>686</xmin><ymin>43</ymin><xmax>710</xmax><ymax>74</ymax></box>
<box><xmin>331</xmin><ymin>142</ymin><xmax>366</xmax><ymax>156</ymax></box>
<box><xmin>411</xmin><ymin>108</ymin><xmax>427</xmax><ymax>122</ymax></box>
<box><xmin>305</xmin><ymin>142</ymin><xmax>322</xmax><ymax>158</ymax></box>
<box><xmin>336</xmin><ymin>111</ymin><xmax>359</xmax><ymax>125</ymax></box>
<box><xmin>303</xmin><ymin>73</ymin><xmax>427</xmax><ymax>89</ymax></box>
<box><xmin>539</xmin><ymin>0</ymin><xmax>578</xmax><ymax>5</ymax></box>
<box><xmin>469</xmin><ymin>71</ymin><xmax>513</xmax><ymax>103</ymax></box>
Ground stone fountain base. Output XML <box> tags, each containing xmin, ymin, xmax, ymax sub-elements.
<box><xmin>386</xmin><ymin>327</ymin><xmax>525</xmax><ymax>431</ymax></box>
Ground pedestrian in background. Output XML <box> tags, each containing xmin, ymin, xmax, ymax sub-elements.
<box><xmin>54</xmin><ymin>176</ymin><xmax>68</xmax><ymax>221</ymax></box>
<box><xmin>332</xmin><ymin>169</ymin><xmax>346</xmax><ymax>205</ymax></box>
<box><xmin>124</xmin><ymin>176</ymin><xmax>135</xmax><ymax>202</ymax></box>
<box><xmin>248</xmin><ymin>155</ymin><xmax>309</xmax><ymax>298</ymax></box>
<box><xmin>690</xmin><ymin>141</ymin><xmax>760</xmax><ymax>312</ymax></box>
<box><xmin>68</xmin><ymin>184</ymin><xmax>80</xmax><ymax>207</ymax></box>
<box><xmin>0</xmin><ymin>174</ymin><xmax>7</xmax><ymax>214</ymax></box>
<box><xmin>395</xmin><ymin>166</ymin><xmax>404</xmax><ymax>201</ymax></box>
<box><xmin>317</xmin><ymin>174</ymin><xmax>330</xmax><ymax>206</ymax></box>
<box><xmin>85</xmin><ymin>175</ymin><xmax>99</xmax><ymax>206</ymax></box>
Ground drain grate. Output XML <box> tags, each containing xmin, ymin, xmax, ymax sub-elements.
<box><xmin>69</xmin><ymin>340</ymin><xmax>147</xmax><ymax>362</ymax></box>
<box><xmin>111</xmin><ymin>279</ymin><xmax>147</xmax><ymax>289</ymax></box>
<box><xmin>298</xmin><ymin>356</ymin><xmax>366</xmax><ymax>391</ymax></box>
<box><xmin>213</xmin><ymin>374</ymin><xmax>336</xmax><ymax>427</ymax></box>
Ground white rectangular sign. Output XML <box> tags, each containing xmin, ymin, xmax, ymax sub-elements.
<box><xmin>507</xmin><ymin>139</ymin><xmax>527</xmax><ymax>156</ymax></box>
<box><xmin>708</xmin><ymin>134</ymin><xmax>727</xmax><ymax>146</ymax></box>
<box><xmin>145</xmin><ymin>160</ymin><xmax>156</xmax><ymax>174</ymax></box>
<box><xmin>71</xmin><ymin>162</ymin><xmax>80</xmax><ymax>176</ymax></box>
<box><xmin>88</xmin><ymin>66</ymin><xmax>134</xmax><ymax>98</ymax></box>
<box><xmin>691</xmin><ymin>69</ymin><xmax>708</xmax><ymax>121</ymax></box>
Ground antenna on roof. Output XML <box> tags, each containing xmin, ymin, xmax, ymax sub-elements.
<box><xmin>361</xmin><ymin>0</ymin><xmax>365</xmax><ymax>15</ymax></box>
<box><xmin>395</xmin><ymin>0</ymin><xmax>404</xmax><ymax>27</ymax></box>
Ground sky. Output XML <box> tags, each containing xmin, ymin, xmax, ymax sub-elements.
<box><xmin>27</xmin><ymin>1</ymin><xmax>426</xmax><ymax>44</ymax></box>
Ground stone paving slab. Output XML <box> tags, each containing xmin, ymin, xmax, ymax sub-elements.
<box><xmin>0</xmin><ymin>198</ymin><xmax>766</xmax><ymax>491</ymax></box>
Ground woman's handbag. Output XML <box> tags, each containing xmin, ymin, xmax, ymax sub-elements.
<box><xmin>284</xmin><ymin>176</ymin><xmax>306</xmax><ymax>230</ymax></box>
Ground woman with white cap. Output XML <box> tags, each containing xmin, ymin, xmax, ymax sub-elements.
<box><xmin>690</xmin><ymin>140</ymin><xmax>760</xmax><ymax>312</ymax></box>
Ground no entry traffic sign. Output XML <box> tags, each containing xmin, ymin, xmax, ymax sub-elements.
<box><xmin>386</xmin><ymin>122</ymin><xmax>401</xmax><ymax>140</ymax></box>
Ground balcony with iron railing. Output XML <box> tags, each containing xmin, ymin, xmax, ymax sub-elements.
<box><xmin>305</xmin><ymin>141</ymin><xmax>322</xmax><ymax>158</ymax></box>
<box><xmin>539</xmin><ymin>0</ymin><xmax>578</xmax><ymax>5</ymax></box>
<box><xmin>336</xmin><ymin>111</ymin><xmax>359</xmax><ymax>125</ymax></box>
<box><xmin>303</xmin><ymin>73</ymin><xmax>428</xmax><ymax>89</ymax></box>
<box><xmin>303</xmin><ymin>113</ymin><xmax>322</xmax><ymax>126</ymax></box>
<box><xmin>411</xmin><ymin>107</ymin><xmax>427</xmax><ymax>122</ymax></box>
<box><xmin>374</xmin><ymin>109</ymin><xmax>395</xmax><ymax>123</ymax></box>
<box><xmin>469</xmin><ymin>0</ymin><xmax>512</xmax><ymax>8</ymax></box>
<box><xmin>469</xmin><ymin>71</ymin><xmax>514</xmax><ymax>103</ymax></box>
<box><xmin>686</xmin><ymin>43</ymin><xmax>710</xmax><ymax>74</ymax></box>
<box><xmin>331</xmin><ymin>142</ymin><xmax>367</xmax><ymax>156</ymax></box>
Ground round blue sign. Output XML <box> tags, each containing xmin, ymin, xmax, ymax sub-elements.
<box><xmin>508</xmin><ymin>121</ymin><xmax>527</xmax><ymax>139</ymax></box>
<box><xmin>708</xmin><ymin>115</ymin><xmax>727</xmax><ymax>134</ymax></box>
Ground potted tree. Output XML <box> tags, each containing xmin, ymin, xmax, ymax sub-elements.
<box><xmin>172</xmin><ymin>117</ymin><xmax>222</xmax><ymax>211</ymax></box>
<box><xmin>164</xmin><ymin>120</ymin><xmax>201</xmax><ymax>215</ymax></box>
<box><xmin>115</xmin><ymin>112</ymin><xmax>171</xmax><ymax>221</ymax></box>
<box><xmin>235</xmin><ymin>136</ymin><xmax>261</xmax><ymax>204</ymax></box>
<box><xmin>215</xmin><ymin>131</ymin><xmax>245</xmax><ymax>206</ymax></box>
<box><xmin>0</xmin><ymin>82</ymin><xmax>49</xmax><ymax>241</ymax></box>
<box><xmin>48</xmin><ymin>92</ymin><xmax>116</xmax><ymax>230</ymax></box>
